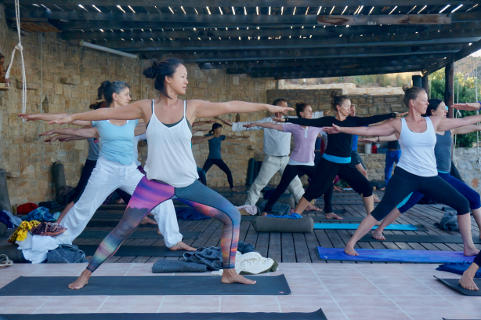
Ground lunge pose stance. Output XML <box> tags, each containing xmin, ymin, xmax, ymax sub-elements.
<box><xmin>248</xmin><ymin>103</ymin><xmax>339</xmax><ymax>218</ymax></box>
<box><xmin>18</xmin><ymin>81</ymin><xmax>191</xmax><ymax>264</ymax></box>
<box><xmin>365</xmin><ymin>99</ymin><xmax>481</xmax><ymax>241</ymax></box>
<box><xmin>51</xmin><ymin>58</ymin><xmax>292</xmax><ymax>288</ymax></box>
<box><xmin>276</xmin><ymin>94</ymin><xmax>398</xmax><ymax>217</ymax></box>
<box><xmin>323</xmin><ymin>87</ymin><xmax>480</xmax><ymax>257</ymax></box>
<box><xmin>202</xmin><ymin>122</ymin><xmax>247</xmax><ymax>189</ymax></box>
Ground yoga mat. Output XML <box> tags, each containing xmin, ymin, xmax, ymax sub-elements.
<box><xmin>0</xmin><ymin>275</ymin><xmax>291</xmax><ymax>296</ymax></box>
<box><xmin>360</xmin><ymin>234</ymin><xmax>481</xmax><ymax>244</ymax></box>
<box><xmin>78</xmin><ymin>245</ymin><xmax>185</xmax><ymax>257</ymax></box>
<box><xmin>436</xmin><ymin>263</ymin><xmax>481</xmax><ymax>278</ymax></box>
<box><xmin>317</xmin><ymin>247</ymin><xmax>475</xmax><ymax>263</ymax></box>
<box><xmin>0</xmin><ymin>308</ymin><xmax>327</xmax><ymax>320</ymax></box>
<box><xmin>78</xmin><ymin>230</ymin><xmax>199</xmax><ymax>239</ymax></box>
<box><xmin>315</xmin><ymin>216</ymin><xmax>363</xmax><ymax>223</ymax></box>
<box><xmin>314</xmin><ymin>223</ymin><xmax>425</xmax><ymax>231</ymax></box>
<box><xmin>435</xmin><ymin>277</ymin><xmax>481</xmax><ymax>296</ymax></box>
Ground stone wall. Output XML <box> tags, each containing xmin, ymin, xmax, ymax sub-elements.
<box><xmin>453</xmin><ymin>148</ymin><xmax>481</xmax><ymax>194</ymax></box>
<box><xmin>0</xmin><ymin>4</ymin><xmax>276</xmax><ymax>206</ymax></box>
<box><xmin>266</xmin><ymin>89</ymin><xmax>406</xmax><ymax>117</ymax></box>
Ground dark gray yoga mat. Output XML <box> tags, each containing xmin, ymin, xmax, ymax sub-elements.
<box><xmin>0</xmin><ymin>275</ymin><xmax>290</xmax><ymax>296</ymax></box>
<box><xmin>435</xmin><ymin>276</ymin><xmax>481</xmax><ymax>296</ymax></box>
<box><xmin>78</xmin><ymin>245</ymin><xmax>184</xmax><ymax>257</ymax></box>
<box><xmin>360</xmin><ymin>234</ymin><xmax>481</xmax><ymax>244</ymax></box>
<box><xmin>0</xmin><ymin>308</ymin><xmax>326</xmax><ymax>320</ymax></box>
<box><xmin>78</xmin><ymin>230</ymin><xmax>199</xmax><ymax>239</ymax></box>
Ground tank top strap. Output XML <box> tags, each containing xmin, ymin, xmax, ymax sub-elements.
<box><xmin>183</xmin><ymin>100</ymin><xmax>187</xmax><ymax>117</ymax></box>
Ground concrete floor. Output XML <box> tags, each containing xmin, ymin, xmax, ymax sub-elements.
<box><xmin>0</xmin><ymin>262</ymin><xmax>480</xmax><ymax>320</ymax></box>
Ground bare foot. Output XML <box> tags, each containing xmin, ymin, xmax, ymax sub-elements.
<box><xmin>459</xmin><ymin>268</ymin><xmax>479</xmax><ymax>291</ymax></box>
<box><xmin>221</xmin><ymin>268</ymin><xmax>256</xmax><ymax>285</ymax></box>
<box><xmin>305</xmin><ymin>203</ymin><xmax>322</xmax><ymax>212</ymax></box>
<box><xmin>140</xmin><ymin>216</ymin><xmax>157</xmax><ymax>225</ymax></box>
<box><xmin>169</xmin><ymin>241</ymin><xmax>196</xmax><ymax>251</ymax></box>
<box><xmin>344</xmin><ymin>244</ymin><xmax>359</xmax><ymax>256</ymax></box>
<box><xmin>371</xmin><ymin>230</ymin><xmax>386</xmax><ymax>241</ymax></box>
<box><xmin>464</xmin><ymin>247</ymin><xmax>480</xmax><ymax>257</ymax></box>
<box><xmin>68</xmin><ymin>269</ymin><xmax>92</xmax><ymax>290</ymax></box>
<box><xmin>325</xmin><ymin>212</ymin><xmax>343</xmax><ymax>220</ymax></box>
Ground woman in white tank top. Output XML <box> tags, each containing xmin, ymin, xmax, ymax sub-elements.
<box><xmin>52</xmin><ymin>58</ymin><xmax>292</xmax><ymax>289</ymax></box>
<box><xmin>324</xmin><ymin>87</ymin><xmax>481</xmax><ymax>258</ymax></box>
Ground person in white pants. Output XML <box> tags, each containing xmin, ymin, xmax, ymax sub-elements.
<box><xmin>18</xmin><ymin>81</ymin><xmax>192</xmax><ymax>263</ymax></box>
<box><xmin>232</xmin><ymin>98</ymin><xmax>322</xmax><ymax>211</ymax></box>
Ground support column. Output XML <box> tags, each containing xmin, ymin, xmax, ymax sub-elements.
<box><xmin>412</xmin><ymin>75</ymin><xmax>422</xmax><ymax>88</ymax></box>
<box><xmin>422</xmin><ymin>72</ymin><xmax>430</xmax><ymax>97</ymax></box>
<box><xmin>445</xmin><ymin>62</ymin><xmax>454</xmax><ymax>118</ymax></box>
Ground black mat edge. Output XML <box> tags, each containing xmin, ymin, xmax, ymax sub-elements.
<box><xmin>435</xmin><ymin>276</ymin><xmax>481</xmax><ymax>296</ymax></box>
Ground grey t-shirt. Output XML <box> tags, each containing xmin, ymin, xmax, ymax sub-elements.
<box><xmin>434</xmin><ymin>131</ymin><xmax>452</xmax><ymax>173</ymax></box>
<box><xmin>86</xmin><ymin>138</ymin><xmax>100</xmax><ymax>161</ymax></box>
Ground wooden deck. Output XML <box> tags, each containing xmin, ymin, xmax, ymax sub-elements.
<box><xmin>74</xmin><ymin>189</ymin><xmax>480</xmax><ymax>264</ymax></box>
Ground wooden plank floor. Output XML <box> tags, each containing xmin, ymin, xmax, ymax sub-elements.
<box><xmin>73</xmin><ymin>189</ymin><xmax>480</xmax><ymax>263</ymax></box>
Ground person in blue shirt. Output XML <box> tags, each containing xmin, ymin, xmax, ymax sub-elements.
<box><xmin>202</xmin><ymin>122</ymin><xmax>247</xmax><ymax>189</ymax></box>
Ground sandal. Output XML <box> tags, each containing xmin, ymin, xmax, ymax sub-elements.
<box><xmin>0</xmin><ymin>254</ymin><xmax>13</xmax><ymax>268</ymax></box>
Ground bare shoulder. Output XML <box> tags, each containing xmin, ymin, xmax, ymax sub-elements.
<box><xmin>428</xmin><ymin>115</ymin><xmax>442</xmax><ymax>126</ymax></box>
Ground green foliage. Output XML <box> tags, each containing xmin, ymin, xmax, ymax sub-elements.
<box><xmin>429</xmin><ymin>68</ymin><xmax>481</xmax><ymax>147</ymax></box>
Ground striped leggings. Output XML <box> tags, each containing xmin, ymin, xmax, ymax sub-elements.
<box><xmin>87</xmin><ymin>178</ymin><xmax>240</xmax><ymax>272</ymax></box>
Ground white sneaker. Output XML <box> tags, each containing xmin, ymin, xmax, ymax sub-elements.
<box><xmin>235</xmin><ymin>251</ymin><xmax>275</xmax><ymax>275</ymax></box>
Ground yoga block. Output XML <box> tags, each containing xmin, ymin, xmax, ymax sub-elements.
<box><xmin>252</xmin><ymin>216</ymin><xmax>313</xmax><ymax>233</ymax></box>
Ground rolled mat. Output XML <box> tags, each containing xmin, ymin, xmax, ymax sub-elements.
<box><xmin>435</xmin><ymin>276</ymin><xmax>481</xmax><ymax>296</ymax></box>
<box><xmin>0</xmin><ymin>308</ymin><xmax>327</xmax><ymax>320</ymax></box>
<box><xmin>0</xmin><ymin>275</ymin><xmax>291</xmax><ymax>296</ymax></box>
<box><xmin>436</xmin><ymin>263</ymin><xmax>481</xmax><ymax>277</ymax></box>
<box><xmin>317</xmin><ymin>247</ymin><xmax>475</xmax><ymax>263</ymax></box>
<box><xmin>314</xmin><ymin>223</ymin><xmax>425</xmax><ymax>231</ymax></box>
<box><xmin>253</xmin><ymin>216</ymin><xmax>313</xmax><ymax>233</ymax></box>
<box><xmin>0</xmin><ymin>169</ymin><xmax>11</xmax><ymax>212</ymax></box>
<box><xmin>78</xmin><ymin>245</ymin><xmax>185</xmax><ymax>257</ymax></box>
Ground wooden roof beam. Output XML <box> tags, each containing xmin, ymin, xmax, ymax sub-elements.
<box><xmin>10</xmin><ymin>1</ymin><xmax>480</xmax><ymax>7</ymax></box>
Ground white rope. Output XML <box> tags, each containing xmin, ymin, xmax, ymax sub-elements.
<box><xmin>5</xmin><ymin>0</ymin><xmax>27</xmax><ymax>114</ymax></box>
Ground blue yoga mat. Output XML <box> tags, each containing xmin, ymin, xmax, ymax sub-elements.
<box><xmin>317</xmin><ymin>247</ymin><xmax>476</xmax><ymax>263</ymax></box>
<box><xmin>437</xmin><ymin>263</ymin><xmax>481</xmax><ymax>278</ymax></box>
<box><xmin>314</xmin><ymin>223</ymin><xmax>422</xmax><ymax>231</ymax></box>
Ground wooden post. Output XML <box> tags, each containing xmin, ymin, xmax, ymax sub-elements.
<box><xmin>412</xmin><ymin>75</ymin><xmax>422</xmax><ymax>88</ymax></box>
<box><xmin>445</xmin><ymin>62</ymin><xmax>454</xmax><ymax>118</ymax></box>
<box><xmin>422</xmin><ymin>72</ymin><xmax>430</xmax><ymax>97</ymax></box>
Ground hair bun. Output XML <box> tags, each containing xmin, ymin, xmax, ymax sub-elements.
<box><xmin>402</xmin><ymin>85</ymin><xmax>410</xmax><ymax>93</ymax></box>
<box><xmin>143</xmin><ymin>62</ymin><xmax>159</xmax><ymax>79</ymax></box>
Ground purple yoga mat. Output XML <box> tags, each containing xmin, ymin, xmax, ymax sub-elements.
<box><xmin>317</xmin><ymin>247</ymin><xmax>476</xmax><ymax>263</ymax></box>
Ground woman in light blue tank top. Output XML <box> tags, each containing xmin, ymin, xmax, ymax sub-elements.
<box><xmin>18</xmin><ymin>81</ymin><xmax>191</xmax><ymax>264</ymax></box>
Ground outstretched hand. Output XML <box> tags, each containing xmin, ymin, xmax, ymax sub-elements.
<box><xmin>322</xmin><ymin>124</ymin><xmax>342</xmax><ymax>134</ymax></box>
<box><xmin>452</xmin><ymin>102</ymin><xmax>481</xmax><ymax>111</ymax></box>
<box><xmin>39</xmin><ymin>129</ymin><xmax>57</xmax><ymax>137</ymax></box>
<box><xmin>266</xmin><ymin>105</ymin><xmax>293</xmax><ymax>115</ymax></box>
<box><xmin>243</xmin><ymin>123</ymin><xmax>256</xmax><ymax>128</ymax></box>
<box><xmin>18</xmin><ymin>114</ymin><xmax>37</xmax><ymax>121</ymax></box>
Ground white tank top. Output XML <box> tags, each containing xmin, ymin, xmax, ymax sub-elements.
<box><xmin>144</xmin><ymin>100</ymin><xmax>199</xmax><ymax>187</ymax></box>
<box><xmin>397</xmin><ymin>117</ymin><xmax>437</xmax><ymax>177</ymax></box>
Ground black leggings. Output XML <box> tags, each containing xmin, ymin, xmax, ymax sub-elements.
<box><xmin>304</xmin><ymin>158</ymin><xmax>372</xmax><ymax>201</ymax></box>
<box><xmin>68</xmin><ymin>159</ymin><xmax>97</xmax><ymax>203</ymax></box>
<box><xmin>371</xmin><ymin>167</ymin><xmax>470</xmax><ymax>221</ymax></box>
<box><xmin>264</xmin><ymin>164</ymin><xmax>316</xmax><ymax>213</ymax></box>
<box><xmin>203</xmin><ymin>158</ymin><xmax>233</xmax><ymax>188</ymax></box>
